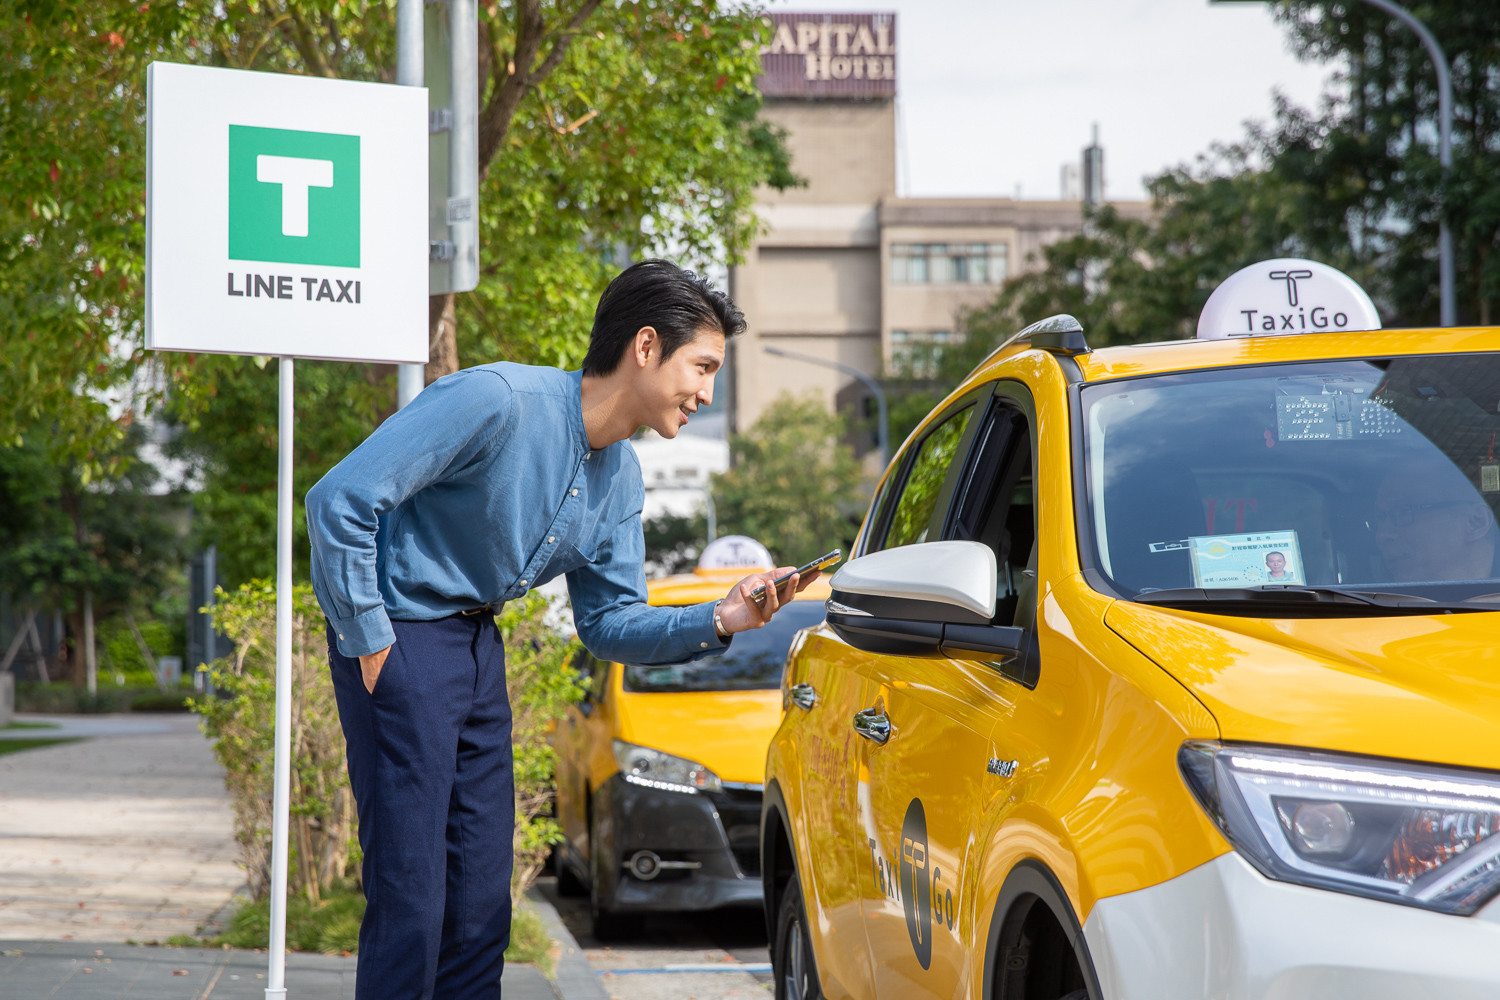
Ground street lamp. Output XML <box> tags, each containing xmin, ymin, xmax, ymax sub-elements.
<box><xmin>762</xmin><ymin>345</ymin><xmax>890</xmax><ymax>463</ymax></box>
<box><xmin>1210</xmin><ymin>0</ymin><xmax>1454</xmax><ymax>326</ymax></box>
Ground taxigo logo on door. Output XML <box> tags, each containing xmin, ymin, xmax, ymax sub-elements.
<box><xmin>225</xmin><ymin>125</ymin><xmax>363</xmax><ymax>304</ymax></box>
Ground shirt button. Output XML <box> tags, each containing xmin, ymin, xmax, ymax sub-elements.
<box><xmin>338</xmin><ymin>633</ymin><xmax>345</xmax><ymax>641</ymax></box>
<box><xmin>547</xmin><ymin>536</ymin><xmax>556</xmax><ymax>544</ymax></box>
<box><xmin>584</xmin><ymin>453</ymin><xmax>592</xmax><ymax>461</ymax></box>
<box><xmin>518</xmin><ymin>579</ymin><xmax>529</xmax><ymax>588</ymax></box>
<box><xmin>699</xmin><ymin>641</ymin><xmax>709</xmax><ymax>649</ymax></box>
<box><xmin>570</xmin><ymin>488</ymin><xmax>579</xmax><ymax>497</ymax></box>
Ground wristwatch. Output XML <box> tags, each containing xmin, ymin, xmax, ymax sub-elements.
<box><xmin>712</xmin><ymin>600</ymin><xmax>729</xmax><ymax>641</ymax></box>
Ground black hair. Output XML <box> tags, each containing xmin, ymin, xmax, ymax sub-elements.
<box><xmin>582</xmin><ymin>259</ymin><xmax>746</xmax><ymax>376</ymax></box>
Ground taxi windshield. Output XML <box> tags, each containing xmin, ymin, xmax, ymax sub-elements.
<box><xmin>1081</xmin><ymin>353</ymin><xmax>1500</xmax><ymax>608</ymax></box>
<box><xmin>622</xmin><ymin>600</ymin><xmax>826</xmax><ymax>692</ymax></box>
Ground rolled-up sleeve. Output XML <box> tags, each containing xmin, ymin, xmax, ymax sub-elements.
<box><xmin>566</xmin><ymin>505</ymin><xmax>729</xmax><ymax>667</ymax></box>
<box><xmin>306</xmin><ymin>370</ymin><xmax>513</xmax><ymax>657</ymax></box>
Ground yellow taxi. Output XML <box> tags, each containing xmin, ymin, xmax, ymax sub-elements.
<box><xmin>761</xmin><ymin>260</ymin><xmax>1500</xmax><ymax>999</ymax></box>
<box><xmin>552</xmin><ymin>536</ymin><xmax>834</xmax><ymax>938</ymax></box>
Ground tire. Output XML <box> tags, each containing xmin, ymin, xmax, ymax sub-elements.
<box><xmin>588</xmin><ymin>809</ymin><xmax>629</xmax><ymax>941</ymax></box>
<box><xmin>773</xmin><ymin>874</ymin><xmax>823</xmax><ymax>1000</ymax></box>
<box><xmin>554</xmin><ymin>843</ymin><xmax>587</xmax><ymax>898</ymax></box>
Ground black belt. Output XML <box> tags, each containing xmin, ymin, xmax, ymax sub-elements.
<box><xmin>458</xmin><ymin>603</ymin><xmax>497</xmax><ymax>617</ymax></box>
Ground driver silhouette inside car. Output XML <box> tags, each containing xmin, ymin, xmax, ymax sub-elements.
<box><xmin>1370</xmin><ymin>466</ymin><xmax>1499</xmax><ymax>582</ymax></box>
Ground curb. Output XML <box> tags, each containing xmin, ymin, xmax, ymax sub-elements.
<box><xmin>526</xmin><ymin>886</ymin><xmax>608</xmax><ymax>1000</ymax></box>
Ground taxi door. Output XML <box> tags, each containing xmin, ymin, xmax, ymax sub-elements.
<box><xmin>780</xmin><ymin>624</ymin><xmax>882</xmax><ymax>999</ymax></box>
<box><xmin>851</xmin><ymin>382</ymin><xmax>1041</xmax><ymax>997</ymax></box>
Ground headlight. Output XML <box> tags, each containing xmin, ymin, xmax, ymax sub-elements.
<box><xmin>1180</xmin><ymin>742</ymin><xmax>1500</xmax><ymax>916</ymax></box>
<box><xmin>612</xmin><ymin>739</ymin><xmax>722</xmax><ymax>795</ymax></box>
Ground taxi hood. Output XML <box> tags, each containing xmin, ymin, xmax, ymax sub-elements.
<box><xmin>1104</xmin><ymin>601</ymin><xmax>1500</xmax><ymax>769</ymax></box>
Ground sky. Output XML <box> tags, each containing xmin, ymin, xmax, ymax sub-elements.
<box><xmin>769</xmin><ymin>0</ymin><xmax>1340</xmax><ymax>200</ymax></box>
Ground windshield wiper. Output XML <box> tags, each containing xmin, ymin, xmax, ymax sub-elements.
<box><xmin>1133</xmin><ymin>585</ymin><xmax>1491</xmax><ymax>615</ymax></box>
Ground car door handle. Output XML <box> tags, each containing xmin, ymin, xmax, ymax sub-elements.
<box><xmin>789</xmin><ymin>683</ymin><xmax>817</xmax><ymax>710</ymax></box>
<box><xmin>852</xmin><ymin>707</ymin><xmax>891</xmax><ymax>745</ymax></box>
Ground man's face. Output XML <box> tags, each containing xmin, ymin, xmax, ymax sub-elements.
<box><xmin>1373</xmin><ymin>475</ymin><xmax>1488</xmax><ymax>581</ymax></box>
<box><xmin>1266</xmin><ymin>552</ymin><xmax>1286</xmax><ymax>576</ymax></box>
<box><xmin>635</xmin><ymin>325</ymin><xmax>725</xmax><ymax>439</ymax></box>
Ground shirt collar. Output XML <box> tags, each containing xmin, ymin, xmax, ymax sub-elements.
<box><xmin>566</xmin><ymin>369</ymin><xmax>597</xmax><ymax>456</ymax></box>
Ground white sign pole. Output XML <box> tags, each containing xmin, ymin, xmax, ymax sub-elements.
<box><xmin>267</xmin><ymin>356</ymin><xmax>295</xmax><ymax>1000</ymax></box>
<box><xmin>397</xmin><ymin>0</ymin><xmax>425</xmax><ymax>409</ymax></box>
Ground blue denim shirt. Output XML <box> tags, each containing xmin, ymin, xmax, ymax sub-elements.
<box><xmin>306</xmin><ymin>362</ymin><xmax>726</xmax><ymax>663</ymax></box>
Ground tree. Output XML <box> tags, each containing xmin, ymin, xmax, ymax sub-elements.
<box><xmin>0</xmin><ymin>427</ymin><xmax>185</xmax><ymax>684</ymax></box>
<box><xmin>710</xmin><ymin>395</ymin><xmax>869</xmax><ymax>563</ymax></box>
<box><xmin>931</xmin><ymin>2</ymin><xmax>1500</xmax><ymax>370</ymax></box>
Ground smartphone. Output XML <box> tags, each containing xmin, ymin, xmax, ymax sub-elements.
<box><xmin>750</xmin><ymin>549</ymin><xmax>843</xmax><ymax>603</ymax></box>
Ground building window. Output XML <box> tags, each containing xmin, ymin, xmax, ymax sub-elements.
<box><xmin>890</xmin><ymin>329</ymin><xmax>960</xmax><ymax>377</ymax></box>
<box><xmin>890</xmin><ymin>243</ymin><xmax>1009</xmax><ymax>285</ymax></box>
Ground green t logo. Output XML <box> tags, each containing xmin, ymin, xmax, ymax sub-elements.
<box><xmin>228</xmin><ymin>125</ymin><xmax>360</xmax><ymax>268</ymax></box>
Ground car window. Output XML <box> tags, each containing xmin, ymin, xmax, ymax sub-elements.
<box><xmin>1081</xmin><ymin>354</ymin><xmax>1500</xmax><ymax>601</ymax></box>
<box><xmin>950</xmin><ymin>395</ymin><xmax>1036</xmax><ymax>626</ymax></box>
<box><xmin>622</xmin><ymin>601</ymin><xmax>827</xmax><ymax>692</ymax></box>
<box><xmin>877</xmin><ymin>404</ymin><xmax>976</xmax><ymax>551</ymax></box>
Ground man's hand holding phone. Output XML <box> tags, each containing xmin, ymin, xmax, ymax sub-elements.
<box><xmin>715</xmin><ymin>550</ymin><xmax>841</xmax><ymax>638</ymax></box>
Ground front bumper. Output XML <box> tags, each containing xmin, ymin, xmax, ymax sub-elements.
<box><xmin>591</xmin><ymin>774</ymin><xmax>763</xmax><ymax>914</ymax></box>
<box><xmin>1083</xmin><ymin>852</ymin><xmax>1500</xmax><ymax>999</ymax></box>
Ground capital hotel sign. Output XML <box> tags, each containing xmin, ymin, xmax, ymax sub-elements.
<box><xmin>759</xmin><ymin>12</ymin><xmax>897</xmax><ymax>99</ymax></box>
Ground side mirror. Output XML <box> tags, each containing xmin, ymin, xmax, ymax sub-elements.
<box><xmin>826</xmin><ymin>541</ymin><xmax>1025</xmax><ymax>662</ymax></box>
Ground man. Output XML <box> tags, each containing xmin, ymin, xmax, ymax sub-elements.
<box><xmin>305</xmin><ymin>260</ymin><xmax>817</xmax><ymax>999</ymax></box>
<box><xmin>1264</xmin><ymin>550</ymin><xmax>1292</xmax><ymax>581</ymax></box>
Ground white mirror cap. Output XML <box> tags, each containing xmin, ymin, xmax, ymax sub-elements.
<box><xmin>830</xmin><ymin>540</ymin><xmax>997</xmax><ymax>620</ymax></box>
<box><xmin>1196</xmin><ymin>258</ymin><xmax>1382</xmax><ymax>340</ymax></box>
<box><xmin>698</xmin><ymin>535</ymin><xmax>774</xmax><ymax>571</ymax></box>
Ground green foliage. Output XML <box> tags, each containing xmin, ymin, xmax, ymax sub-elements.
<box><xmin>643</xmin><ymin>510</ymin><xmax>710</xmax><ymax>575</ymax></box>
<box><xmin>206</xmin><ymin>881</ymin><xmax>551</xmax><ymax>966</ymax></box>
<box><xmin>16</xmin><ymin>682</ymin><xmax>181</xmax><ymax>714</ymax></box>
<box><xmin>190</xmin><ymin>580</ymin><xmax>356</xmax><ymax>905</ymax></box>
<box><xmin>0</xmin><ymin>2</ymin><xmax>796</xmax><ymax>587</ymax></box>
<box><xmin>0</xmin><ymin>737</ymin><xmax>77</xmax><ymax>757</ymax></box>
<box><xmin>213</xmin><ymin>880</ymin><xmax>366</xmax><ymax>955</ymax></box>
<box><xmin>711</xmin><ymin>395</ymin><xmax>870</xmax><ymax>562</ymax></box>
<box><xmin>99</xmin><ymin>617</ymin><xmax>176</xmax><ymax>686</ymax></box>
<box><xmin>190</xmin><ymin>581</ymin><xmax>581</xmax><ymax>911</ymax></box>
<box><xmin>499</xmin><ymin>592</ymin><xmax>586</xmax><ymax>896</ymax></box>
<box><xmin>959</xmin><ymin>4</ymin><xmax>1500</xmax><ymax>350</ymax></box>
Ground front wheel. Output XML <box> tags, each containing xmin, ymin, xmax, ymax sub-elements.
<box><xmin>773</xmin><ymin>874</ymin><xmax>823</xmax><ymax>1000</ymax></box>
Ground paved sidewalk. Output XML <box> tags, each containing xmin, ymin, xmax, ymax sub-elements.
<box><xmin>0</xmin><ymin>715</ymin><xmax>600</xmax><ymax>998</ymax></box>
<box><xmin>0</xmin><ymin>940</ymin><xmax>562</xmax><ymax>998</ymax></box>
<box><xmin>0</xmin><ymin>713</ymin><xmax>241</xmax><ymax>942</ymax></box>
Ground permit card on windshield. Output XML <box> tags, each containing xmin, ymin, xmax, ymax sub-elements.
<box><xmin>1188</xmin><ymin>531</ymin><xmax>1305</xmax><ymax>589</ymax></box>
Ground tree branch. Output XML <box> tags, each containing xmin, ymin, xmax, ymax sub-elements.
<box><xmin>278</xmin><ymin>3</ymin><xmax>335</xmax><ymax>79</ymax></box>
<box><xmin>476</xmin><ymin>0</ymin><xmax>602</xmax><ymax>176</ymax></box>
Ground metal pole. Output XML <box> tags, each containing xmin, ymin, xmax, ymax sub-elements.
<box><xmin>1357</xmin><ymin>0</ymin><xmax>1455</xmax><ymax>326</ymax></box>
<box><xmin>397</xmin><ymin>0</ymin><xmax>427</xmax><ymax>407</ymax></box>
<box><xmin>265</xmin><ymin>358</ymin><xmax>294</xmax><ymax>1000</ymax></box>
<box><xmin>762</xmin><ymin>346</ymin><xmax>890</xmax><ymax>463</ymax></box>
<box><xmin>704</xmin><ymin>489</ymin><xmax>718</xmax><ymax>545</ymax></box>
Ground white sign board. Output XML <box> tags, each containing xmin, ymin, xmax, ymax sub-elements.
<box><xmin>1196</xmin><ymin>258</ymin><xmax>1382</xmax><ymax>341</ymax></box>
<box><xmin>146</xmin><ymin>62</ymin><xmax>428</xmax><ymax>363</ymax></box>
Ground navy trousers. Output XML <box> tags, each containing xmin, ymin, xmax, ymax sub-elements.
<box><xmin>328</xmin><ymin>615</ymin><xmax>514</xmax><ymax>1000</ymax></box>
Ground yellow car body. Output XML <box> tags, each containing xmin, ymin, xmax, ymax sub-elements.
<box><xmin>762</xmin><ymin>326</ymin><xmax>1500</xmax><ymax>999</ymax></box>
<box><xmin>552</xmin><ymin>565</ymin><xmax>832</xmax><ymax>932</ymax></box>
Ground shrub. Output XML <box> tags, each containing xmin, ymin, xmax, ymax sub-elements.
<box><xmin>499</xmin><ymin>592</ymin><xmax>586</xmax><ymax>895</ymax></box>
<box><xmin>191</xmin><ymin>581</ymin><xmax>584</xmax><ymax>917</ymax></box>
<box><xmin>190</xmin><ymin>581</ymin><xmax>355</xmax><ymax>905</ymax></box>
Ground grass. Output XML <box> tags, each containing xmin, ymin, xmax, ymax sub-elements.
<box><xmin>0</xmin><ymin>737</ymin><xmax>77</xmax><ymax>756</ymax></box>
<box><xmin>1</xmin><ymin>720</ymin><xmax>58</xmax><ymax>731</ymax></box>
<box><xmin>177</xmin><ymin>883</ymin><xmax>554</xmax><ymax>975</ymax></box>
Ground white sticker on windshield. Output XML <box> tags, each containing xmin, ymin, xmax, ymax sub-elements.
<box><xmin>1188</xmin><ymin>531</ymin><xmax>1305</xmax><ymax>589</ymax></box>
